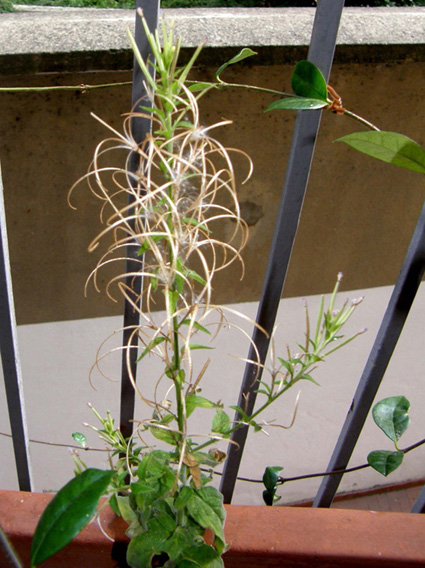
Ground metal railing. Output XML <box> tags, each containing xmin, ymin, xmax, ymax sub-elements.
<box><xmin>1</xmin><ymin>0</ymin><xmax>425</xmax><ymax>515</ymax></box>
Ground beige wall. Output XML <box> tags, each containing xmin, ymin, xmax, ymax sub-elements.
<box><xmin>1</xmin><ymin>57</ymin><xmax>425</xmax><ymax>325</ymax></box>
<box><xmin>2</xmin><ymin>283</ymin><xmax>425</xmax><ymax>504</ymax></box>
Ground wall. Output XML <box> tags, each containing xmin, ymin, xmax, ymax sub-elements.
<box><xmin>1</xmin><ymin>6</ymin><xmax>425</xmax><ymax>505</ymax></box>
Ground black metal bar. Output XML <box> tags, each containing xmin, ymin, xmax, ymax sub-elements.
<box><xmin>119</xmin><ymin>0</ymin><xmax>160</xmax><ymax>440</ymax></box>
<box><xmin>411</xmin><ymin>485</ymin><xmax>425</xmax><ymax>514</ymax></box>
<box><xmin>220</xmin><ymin>0</ymin><xmax>345</xmax><ymax>504</ymax></box>
<box><xmin>0</xmin><ymin>163</ymin><xmax>32</xmax><ymax>492</ymax></box>
<box><xmin>314</xmin><ymin>198</ymin><xmax>425</xmax><ymax>508</ymax></box>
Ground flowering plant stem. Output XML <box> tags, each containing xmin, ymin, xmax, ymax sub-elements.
<box><xmin>30</xmin><ymin>17</ymin><xmax>368</xmax><ymax>568</ymax></box>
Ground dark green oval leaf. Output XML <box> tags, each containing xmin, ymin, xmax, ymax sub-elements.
<box><xmin>262</xmin><ymin>466</ymin><xmax>283</xmax><ymax>493</ymax></box>
<box><xmin>31</xmin><ymin>468</ymin><xmax>114</xmax><ymax>566</ymax></box>
<box><xmin>336</xmin><ymin>131</ymin><xmax>425</xmax><ymax>174</ymax></box>
<box><xmin>215</xmin><ymin>48</ymin><xmax>257</xmax><ymax>79</ymax></box>
<box><xmin>367</xmin><ymin>450</ymin><xmax>404</xmax><ymax>477</ymax></box>
<box><xmin>291</xmin><ymin>60</ymin><xmax>328</xmax><ymax>102</ymax></box>
<box><xmin>372</xmin><ymin>396</ymin><xmax>410</xmax><ymax>443</ymax></box>
<box><xmin>266</xmin><ymin>97</ymin><xmax>328</xmax><ymax>112</ymax></box>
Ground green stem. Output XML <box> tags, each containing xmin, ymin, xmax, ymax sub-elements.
<box><xmin>0</xmin><ymin>82</ymin><xmax>131</xmax><ymax>93</ymax></box>
<box><xmin>343</xmin><ymin>109</ymin><xmax>381</xmax><ymax>131</ymax></box>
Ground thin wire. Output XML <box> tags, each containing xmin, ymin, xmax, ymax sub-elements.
<box><xmin>2</xmin><ymin>429</ymin><xmax>423</xmax><ymax>485</ymax></box>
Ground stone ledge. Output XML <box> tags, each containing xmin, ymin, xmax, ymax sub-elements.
<box><xmin>1</xmin><ymin>6</ymin><xmax>425</xmax><ymax>74</ymax></box>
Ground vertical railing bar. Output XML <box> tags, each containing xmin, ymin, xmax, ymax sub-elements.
<box><xmin>220</xmin><ymin>0</ymin><xmax>345</xmax><ymax>503</ymax></box>
<box><xmin>411</xmin><ymin>485</ymin><xmax>425</xmax><ymax>513</ymax></box>
<box><xmin>314</xmin><ymin>198</ymin><xmax>425</xmax><ymax>508</ymax></box>
<box><xmin>0</xmin><ymin>162</ymin><xmax>33</xmax><ymax>491</ymax></box>
<box><xmin>119</xmin><ymin>0</ymin><xmax>160</xmax><ymax>440</ymax></box>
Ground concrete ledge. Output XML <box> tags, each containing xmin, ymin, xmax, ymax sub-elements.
<box><xmin>1</xmin><ymin>7</ymin><xmax>425</xmax><ymax>74</ymax></box>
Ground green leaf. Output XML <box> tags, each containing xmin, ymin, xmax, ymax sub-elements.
<box><xmin>336</xmin><ymin>131</ymin><xmax>425</xmax><ymax>174</ymax></box>
<box><xmin>175</xmin><ymin>486</ymin><xmax>194</xmax><ymax>510</ymax></box>
<box><xmin>186</xmin><ymin>343</ymin><xmax>214</xmax><ymax>351</ymax></box>
<box><xmin>126</xmin><ymin>517</ymin><xmax>173</xmax><ymax>568</ymax></box>
<box><xmin>137</xmin><ymin>335</ymin><xmax>168</xmax><ymax>362</ymax></box>
<box><xmin>180</xmin><ymin>318</ymin><xmax>211</xmax><ymax>336</ymax></box>
<box><xmin>262</xmin><ymin>466</ymin><xmax>283</xmax><ymax>493</ymax></box>
<box><xmin>186</xmin><ymin>487</ymin><xmax>226</xmax><ymax>545</ymax></box>
<box><xmin>71</xmin><ymin>432</ymin><xmax>86</xmax><ymax>448</ymax></box>
<box><xmin>31</xmin><ymin>468</ymin><xmax>114</xmax><ymax>566</ymax></box>
<box><xmin>215</xmin><ymin>48</ymin><xmax>257</xmax><ymax>79</ymax></box>
<box><xmin>291</xmin><ymin>60</ymin><xmax>328</xmax><ymax>102</ymax></box>
<box><xmin>367</xmin><ymin>450</ymin><xmax>404</xmax><ymax>476</ymax></box>
<box><xmin>372</xmin><ymin>396</ymin><xmax>410</xmax><ymax>443</ymax></box>
<box><xmin>182</xmin><ymin>542</ymin><xmax>224</xmax><ymax>568</ymax></box>
<box><xmin>211</xmin><ymin>410</ymin><xmax>231</xmax><ymax>436</ymax></box>
<box><xmin>188</xmin><ymin>82</ymin><xmax>214</xmax><ymax>93</ymax></box>
<box><xmin>150</xmin><ymin>424</ymin><xmax>178</xmax><ymax>446</ymax></box>
<box><xmin>186</xmin><ymin>394</ymin><xmax>216</xmax><ymax>418</ymax></box>
<box><xmin>262</xmin><ymin>466</ymin><xmax>283</xmax><ymax>506</ymax></box>
<box><xmin>266</xmin><ymin>97</ymin><xmax>328</xmax><ymax>112</ymax></box>
<box><xmin>163</xmin><ymin>526</ymin><xmax>194</xmax><ymax>560</ymax></box>
<box><xmin>183</xmin><ymin>268</ymin><xmax>207</xmax><ymax>286</ymax></box>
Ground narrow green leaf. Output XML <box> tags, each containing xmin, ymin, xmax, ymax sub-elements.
<box><xmin>266</xmin><ymin>97</ymin><xmax>328</xmax><ymax>112</ymax></box>
<box><xmin>367</xmin><ymin>450</ymin><xmax>404</xmax><ymax>476</ymax></box>
<box><xmin>180</xmin><ymin>318</ymin><xmax>211</xmax><ymax>335</ymax></box>
<box><xmin>188</xmin><ymin>82</ymin><xmax>214</xmax><ymax>93</ymax></box>
<box><xmin>31</xmin><ymin>469</ymin><xmax>114</xmax><ymax>566</ymax></box>
<box><xmin>372</xmin><ymin>396</ymin><xmax>410</xmax><ymax>443</ymax></box>
<box><xmin>229</xmin><ymin>405</ymin><xmax>249</xmax><ymax>423</ymax></box>
<box><xmin>336</xmin><ymin>131</ymin><xmax>425</xmax><ymax>174</ymax></box>
<box><xmin>71</xmin><ymin>432</ymin><xmax>86</xmax><ymax>448</ymax></box>
<box><xmin>291</xmin><ymin>60</ymin><xmax>328</xmax><ymax>102</ymax></box>
<box><xmin>182</xmin><ymin>216</ymin><xmax>211</xmax><ymax>233</ymax></box>
<box><xmin>183</xmin><ymin>268</ymin><xmax>207</xmax><ymax>286</ymax></box>
<box><xmin>137</xmin><ymin>335</ymin><xmax>168</xmax><ymax>362</ymax></box>
<box><xmin>215</xmin><ymin>48</ymin><xmax>257</xmax><ymax>79</ymax></box>
<box><xmin>186</xmin><ymin>343</ymin><xmax>214</xmax><ymax>351</ymax></box>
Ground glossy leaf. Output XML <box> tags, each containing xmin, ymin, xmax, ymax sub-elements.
<box><xmin>367</xmin><ymin>450</ymin><xmax>404</xmax><ymax>476</ymax></box>
<box><xmin>336</xmin><ymin>131</ymin><xmax>425</xmax><ymax>174</ymax></box>
<box><xmin>262</xmin><ymin>466</ymin><xmax>283</xmax><ymax>493</ymax></box>
<box><xmin>262</xmin><ymin>466</ymin><xmax>283</xmax><ymax>506</ymax></box>
<box><xmin>291</xmin><ymin>60</ymin><xmax>328</xmax><ymax>102</ymax></box>
<box><xmin>31</xmin><ymin>468</ymin><xmax>114</xmax><ymax>566</ymax></box>
<box><xmin>266</xmin><ymin>97</ymin><xmax>328</xmax><ymax>112</ymax></box>
<box><xmin>215</xmin><ymin>48</ymin><xmax>257</xmax><ymax>79</ymax></box>
<box><xmin>372</xmin><ymin>396</ymin><xmax>410</xmax><ymax>443</ymax></box>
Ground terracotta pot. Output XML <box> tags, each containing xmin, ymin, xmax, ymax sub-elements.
<box><xmin>1</xmin><ymin>489</ymin><xmax>425</xmax><ymax>567</ymax></box>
